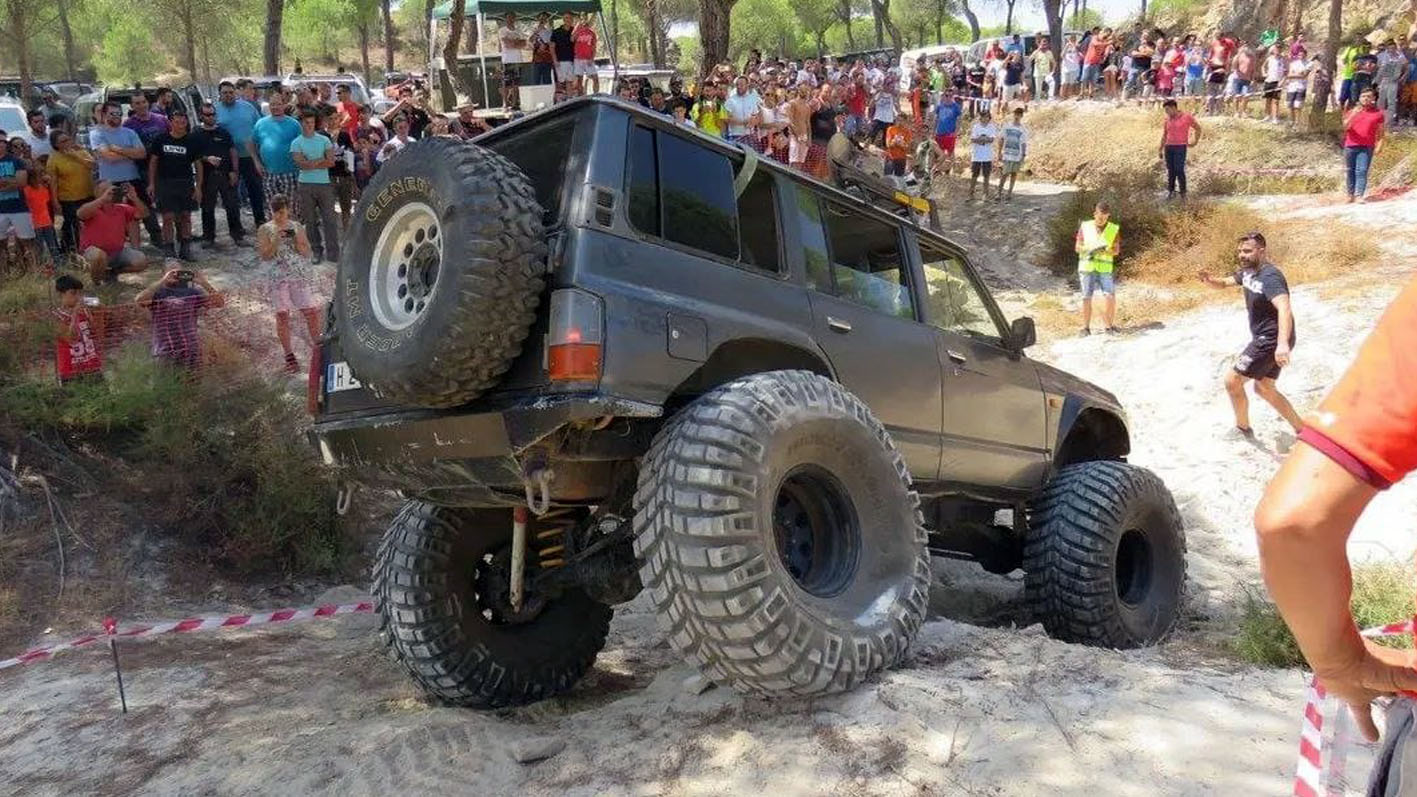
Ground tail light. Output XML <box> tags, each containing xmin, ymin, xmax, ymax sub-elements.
<box><xmin>547</xmin><ymin>289</ymin><xmax>603</xmax><ymax>383</ymax></box>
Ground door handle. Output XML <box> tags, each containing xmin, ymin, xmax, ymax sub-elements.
<box><xmin>827</xmin><ymin>317</ymin><xmax>853</xmax><ymax>333</ymax></box>
<box><xmin>947</xmin><ymin>349</ymin><xmax>968</xmax><ymax>365</ymax></box>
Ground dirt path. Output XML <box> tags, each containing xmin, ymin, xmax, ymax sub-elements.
<box><xmin>0</xmin><ymin>584</ymin><xmax>1344</xmax><ymax>797</ymax></box>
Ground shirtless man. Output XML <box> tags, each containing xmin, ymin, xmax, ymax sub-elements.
<box><xmin>786</xmin><ymin>84</ymin><xmax>816</xmax><ymax>174</ymax></box>
<box><xmin>1230</xmin><ymin>45</ymin><xmax>1258</xmax><ymax>117</ymax></box>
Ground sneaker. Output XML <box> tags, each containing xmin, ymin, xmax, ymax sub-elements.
<box><xmin>1079</xmin><ymin>328</ymin><xmax>1091</xmax><ymax>337</ymax></box>
<box><xmin>178</xmin><ymin>241</ymin><xmax>197</xmax><ymax>262</ymax></box>
<box><xmin>1105</xmin><ymin>326</ymin><xmax>1120</xmax><ymax>335</ymax></box>
<box><xmin>200</xmin><ymin>238</ymin><xmax>217</xmax><ymax>249</ymax></box>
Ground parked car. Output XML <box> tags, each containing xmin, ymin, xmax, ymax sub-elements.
<box><xmin>311</xmin><ymin>95</ymin><xmax>1187</xmax><ymax>710</ymax></box>
<box><xmin>285</xmin><ymin>72</ymin><xmax>371</xmax><ymax>105</ymax></box>
<box><xmin>0</xmin><ymin>99</ymin><xmax>28</xmax><ymax>136</ymax></box>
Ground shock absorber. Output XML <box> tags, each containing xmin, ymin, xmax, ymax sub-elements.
<box><xmin>533</xmin><ymin>507</ymin><xmax>579</xmax><ymax>570</ymax></box>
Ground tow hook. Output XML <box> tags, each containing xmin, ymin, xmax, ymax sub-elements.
<box><xmin>512</xmin><ymin>468</ymin><xmax>554</xmax><ymax>612</ymax></box>
<box><xmin>335</xmin><ymin>482</ymin><xmax>355</xmax><ymax>516</ymax></box>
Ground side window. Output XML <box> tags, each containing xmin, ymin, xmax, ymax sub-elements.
<box><xmin>626</xmin><ymin>124</ymin><xmax>659</xmax><ymax>234</ymax></box>
<box><xmin>820</xmin><ymin>200</ymin><xmax>913</xmax><ymax>320</ymax></box>
<box><xmin>920</xmin><ymin>243</ymin><xmax>1003</xmax><ymax>343</ymax></box>
<box><xmin>624</xmin><ymin>123</ymin><xmax>780</xmax><ymax>271</ymax></box>
<box><xmin>737</xmin><ymin>169</ymin><xmax>779</xmax><ymax>271</ymax></box>
<box><xmin>794</xmin><ymin>186</ymin><xmax>831</xmax><ymax>291</ymax></box>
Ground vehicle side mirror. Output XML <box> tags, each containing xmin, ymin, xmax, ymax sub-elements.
<box><xmin>1010</xmin><ymin>316</ymin><xmax>1037</xmax><ymax>350</ymax></box>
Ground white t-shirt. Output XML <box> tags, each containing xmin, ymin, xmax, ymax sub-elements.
<box><xmin>969</xmin><ymin>122</ymin><xmax>997</xmax><ymax>163</ymax></box>
<box><xmin>23</xmin><ymin>129</ymin><xmax>51</xmax><ymax>158</ymax></box>
<box><xmin>1285</xmin><ymin>59</ymin><xmax>1309</xmax><ymax>92</ymax></box>
<box><xmin>872</xmin><ymin>90</ymin><xmax>896</xmax><ymax>123</ymax></box>
<box><xmin>1000</xmin><ymin>123</ymin><xmax>1027</xmax><ymax>162</ymax></box>
<box><xmin>723</xmin><ymin>91</ymin><xmax>761</xmax><ymax>137</ymax></box>
<box><xmin>1263</xmin><ymin>55</ymin><xmax>1284</xmax><ymax>82</ymax></box>
<box><xmin>500</xmin><ymin>24</ymin><xmax>527</xmax><ymax>64</ymax></box>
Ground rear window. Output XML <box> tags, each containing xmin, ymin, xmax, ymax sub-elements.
<box><xmin>485</xmin><ymin>114</ymin><xmax>578</xmax><ymax>222</ymax></box>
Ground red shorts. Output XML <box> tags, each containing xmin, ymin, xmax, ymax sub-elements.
<box><xmin>935</xmin><ymin>133</ymin><xmax>957</xmax><ymax>155</ymax></box>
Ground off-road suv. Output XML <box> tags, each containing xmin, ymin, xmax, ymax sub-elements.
<box><xmin>312</xmin><ymin>96</ymin><xmax>1186</xmax><ymax>708</ymax></box>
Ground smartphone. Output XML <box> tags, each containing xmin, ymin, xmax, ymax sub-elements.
<box><xmin>82</xmin><ymin>296</ymin><xmax>100</xmax><ymax>307</ymax></box>
<box><xmin>281</xmin><ymin>228</ymin><xmax>295</xmax><ymax>239</ymax></box>
<box><xmin>175</xmin><ymin>269</ymin><xmax>194</xmax><ymax>284</ymax></box>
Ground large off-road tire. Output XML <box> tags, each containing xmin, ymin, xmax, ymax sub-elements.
<box><xmin>633</xmin><ymin>370</ymin><xmax>931</xmax><ymax>697</ymax></box>
<box><xmin>373</xmin><ymin>501</ymin><xmax>611</xmax><ymax>708</ymax></box>
<box><xmin>336</xmin><ymin>137</ymin><xmax>546</xmax><ymax>408</ymax></box>
<box><xmin>1024</xmin><ymin>461</ymin><xmax>1186</xmax><ymax>648</ymax></box>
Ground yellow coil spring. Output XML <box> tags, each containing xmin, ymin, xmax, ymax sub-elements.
<box><xmin>534</xmin><ymin>508</ymin><xmax>578</xmax><ymax>569</ymax></box>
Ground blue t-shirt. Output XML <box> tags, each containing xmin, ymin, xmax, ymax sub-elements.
<box><xmin>0</xmin><ymin>156</ymin><xmax>25</xmax><ymax>213</ymax></box>
<box><xmin>214</xmin><ymin>98</ymin><xmax>261</xmax><ymax>152</ymax></box>
<box><xmin>88</xmin><ymin>126</ymin><xmax>144</xmax><ymax>182</ymax></box>
<box><xmin>290</xmin><ymin>133</ymin><xmax>332</xmax><ymax>184</ymax></box>
<box><xmin>934</xmin><ymin>101</ymin><xmax>962</xmax><ymax>135</ymax></box>
<box><xmin>252</xmin><ymin>115</ymin><xmax>302</xmax><ymax>175</ymax></box>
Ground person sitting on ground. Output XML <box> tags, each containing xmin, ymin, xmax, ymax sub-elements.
<box><xmin>135</xmin><ymin>264</ymin><xmax>224</xmax><ymax>370</ymax></box>
<box><xmin>1197</xmin><ymin>231</ymin><xmax>1303</xmax><ymax>436</ymax></box>
<box><xmin>77</xmin><ymin>181</ymin><xmax>149</xmax><ymax>284</ymax></box>
<box><xmin>257</xmin><ymin>194</ymin><xmax>321</xmax><ymax>375</ymax></box>
<box><xmin>53</xmin><ymin>274</ymin><xmax>103</xmax><ymax>383</ymax></box>
<box><xmin>1253</xmin><ymin>275</ymin><xmax>1417</xmax><ymax>766</ymax></box>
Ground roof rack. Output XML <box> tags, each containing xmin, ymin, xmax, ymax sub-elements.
<box><xmin>830</xmin><ymin>157</ymin><xmax>940</xmax><ymax>232</ymax></box>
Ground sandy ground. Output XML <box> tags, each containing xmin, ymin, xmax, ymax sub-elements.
<box><xmin>4</xmin><ymin>184</ymin><xmax>1415</xmax><ymax>795</ymax></box>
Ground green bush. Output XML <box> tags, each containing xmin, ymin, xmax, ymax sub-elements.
<box><xmin>1043</xmin><ymin>176</ymin><xmax>1169</xmax><ymax>278</ymax></box>
<box><xmin>0</xmin><ymin>344</ymin><xmax>348</xmax><ymax>576</ymax></box>
<box><xmin>1233</xmin><ymin>564</ymin><xmax>1416</xmax><ymax>668</ymax></box>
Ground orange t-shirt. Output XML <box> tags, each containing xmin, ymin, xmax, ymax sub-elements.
<box><xmin>885</xmin><ymin>124</ymin><xmax>911</xmax><ymax>161</ymax></box>
<box><xmin>23</xmin><ymin>184</ymin><xmax>52</xmax><ymax>227</ymax></box>
<box><xmin>1301</xmin><ymin>276</ymin><xmax>1417</xmax><ymax>488</ymax></box>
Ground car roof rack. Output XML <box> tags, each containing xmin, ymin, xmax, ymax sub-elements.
<box><xmin>830</xmin><ymin>158</ymin><xmax>940</xmax><ymax>231</ymax></box>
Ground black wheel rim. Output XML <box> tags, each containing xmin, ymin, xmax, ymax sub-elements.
<box><xmin>772</xmin><ymin>466</ymin><xmax>861</xmax><ymax>598</ymax></box>
<box><xmin>1114</xmin><ymin>528</ymin><xmax>1153</xmax><ymax>608</ymax></box>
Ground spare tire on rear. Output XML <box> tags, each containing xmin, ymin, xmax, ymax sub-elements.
<box><xmin>335</xmin><ymin>137</ymin><xmax>547</xmax><ymax>408</ymax></box>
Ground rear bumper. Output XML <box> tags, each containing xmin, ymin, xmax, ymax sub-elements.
<box><xmin>311</xmin><ymin>393</ymin><xmax>662</xmax><ymax>467</ymax></box>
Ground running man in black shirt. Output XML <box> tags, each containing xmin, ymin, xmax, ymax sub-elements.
<box><xmin>147</xmin><ymin>108</ymin><xmax>202</xmax><ymax>261</ymax></box>
<box><xmin>1198</xmin><ymin>231</ymin><xmax>1303</xmax><ymax>436</ymax></box>
<box><xmin>194</xmin><ymin>102</ymin><xmax>246</xmax><ymax>247</ymax></box>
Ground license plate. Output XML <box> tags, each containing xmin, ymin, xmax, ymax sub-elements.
<box><xmin>326</xmin><ymin>361</ymin><xmax>362</xmax><ymax>393</ymax></box>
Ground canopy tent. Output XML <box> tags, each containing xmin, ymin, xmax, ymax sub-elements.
<box><xmin>431</xmin><ymin>0</ymin><xmax>601</xmax><ymax>20</ymax></box>
<box><xmin>428</xmin><ymin>0</ymin><xmax>616</xmax><ymax>114</ymax></box>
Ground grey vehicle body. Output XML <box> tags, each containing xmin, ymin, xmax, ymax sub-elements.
<box><xmin>312</xmin><ymin>96</ymin><xmax>1130</xmax><ymax>563</ymax></box>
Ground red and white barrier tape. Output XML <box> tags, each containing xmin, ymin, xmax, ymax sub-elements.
<box><xmin>0</xmin><ymin>600</ymin><xmax>374</xmax><ymax>672</ymax></box>
<box><xmin>1294</xmin><ymin>617</ymin><xmax>1415</xmax><ymax>797</ymax></box>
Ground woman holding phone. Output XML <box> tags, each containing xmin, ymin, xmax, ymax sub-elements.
<box><xmin>256</xmin><ymin>193</ymin><xmax>321</xmax><ymax>374</ymax></box>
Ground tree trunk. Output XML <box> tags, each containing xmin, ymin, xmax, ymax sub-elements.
<box><xmin>1004</xmin><ymin>0</ymin><xmax>1016</xmax><ymax>33</ymax></box>
<box><xmin>359</xmin><ymin>24</ymin><xmax>373</xmax><ymax>86</ymax></box>
<box><xmin>935</xmin><ymin>0</ymin><xmax>944</xmax><ymax>43</ymax></box>
<box><xmin>873</xmin><ymin>8</ymin><xmax>883</xmax><ymax>47</ymax></box>
<box><xmin>1044</xmin><ymin>0</ymin><xmax>1062</xmax><ymax>88</ymax></box>
<box><xmin>264</xmin><ymin>0</ymin><xmax>284</xmax><ymax>75</ymax></box>
<box><xmin>960</xmin><ymin>0</ymin><xmax>980</xmax><ymax>42</ymax></box>
<box><xmin>202</xmin><ymin>31</ymin><xmax>213</xmax><ymax>83</ymax></box>
<box><xmin>424</xmin><ymin>0</ymin><xmax>435</xmax><ymax>55</ymax></box>
<box><xmin>1308</xmin><ymin>0</ymin><xmax>1339</xmax><ymax>127</ymax></box>
<box><xmin>382</xmin><ymin>0</ymin><xmax>395</xmax><ymax>72</ymax></box>
<box><xmin>840</xmin><ymin>0</ymin><xmax>855</xmax><ymax>49</ymax></box>
<box><xmin>444</xmin><ymin>0</ymin><xmax>466</xmax><ymax>69</ymax></box>
<box><xmin>181</xmin><ymin>2</ymin><xmax>199</xmax><ymax>82</ymax></box>
<box><xmin>816</xmin><ymin>31</ymin><xmax>826</xmax><ymax>57</ymax></box>
<box><xmin>697</xmin><ymin>0</ymin><xmax>734</xmax><ymax>73</ymax></box>
<box><xmin>870</xmin><ymin>0</ymin><xmax>902</xmax><ymax>50</ymax></box>
<box><xmin>1292</xmin><ymin>0</ymin><xmax>1306</xmax><ymax>37</ymax></box>
<box><xmin>1139</xmin><ymin>0</ymin><xmax>1147</xmax><ymax>20</ymax></box>
<box><xmin>57</xmin><ymin>0</ymin><xmax>77</xmax><ymax>81</ymax></box>
<box><xmin>646</xmin><ymin>0</ymin><xmax>664</xmax><ymax>67</ymax></box>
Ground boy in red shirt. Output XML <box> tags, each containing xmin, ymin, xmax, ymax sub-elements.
<box><xmin>53</xmin><ymin>274</ymin><xmax>103</xmax><ymax>382</ymax></box>
<box><xmin>572</xmin><ymin>15</ymin><xmax>599</xmax><ymax>95</ymax></box>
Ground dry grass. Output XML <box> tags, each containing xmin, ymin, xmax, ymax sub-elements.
<box><xmin>1028</xmin><ymin>193</ymin><xmax>1381</xmax><ymax>339</ymax></box>
<box><xmin>1024</xmin><ymin>104</ymin><xmax>1344</xmax><ymax>193</ymax></box>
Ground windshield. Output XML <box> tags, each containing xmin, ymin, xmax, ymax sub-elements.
<box><xmin>0</xmin><ymin>107</ymin><xmax>26</xmax><ymax>135</ymax></box>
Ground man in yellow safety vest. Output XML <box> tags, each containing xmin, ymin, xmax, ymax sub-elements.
<box><xmin>1075</xmin><ymin>200</ymin><xmax>1120</xmax><ymax>336</ymax></box>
